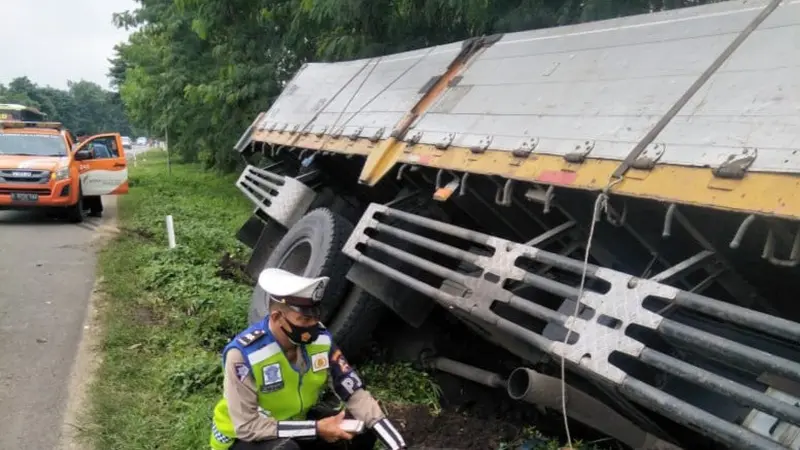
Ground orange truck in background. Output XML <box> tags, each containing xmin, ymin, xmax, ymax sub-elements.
<box><xmin>0</xmin><ymin>120</ymin><xmax>129</xmax><ymax>222</ymax></box>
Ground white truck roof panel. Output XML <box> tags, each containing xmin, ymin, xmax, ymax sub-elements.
<box><xmin>259</xmin><ymin>43</ymin><xmax>463</xmax><ymax>141</ymax></box>
<box><xmin>256</xmin><ymin>0</ymin><xmax>799</xmax><ymax>175</ymax></box>
<box><xmin>652</xmin><ymin>1</ymin><xmax>800</xmax><ymax>173</ymax></box>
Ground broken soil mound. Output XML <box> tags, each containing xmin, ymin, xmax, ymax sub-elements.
<box><xmin>387</xmin><ymin>403</ymin><xmax>525</xmax><ymax>449</ymax></box>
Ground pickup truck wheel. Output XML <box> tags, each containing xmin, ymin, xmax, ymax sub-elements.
<box><xmin>66</xmin><ymin>187</ymin><xmax>87</xmax><ymax>223</ymax></box>
<box><xmin>248</xmin><ymin>207</ymin><xmax>355</xmax><ymax>325</ymax></box>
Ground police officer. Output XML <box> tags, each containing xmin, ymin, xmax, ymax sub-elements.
<box><xmin>209</xmin><ymin>268</ymin><xmax>408</xmax><ymax>450</ymax></box>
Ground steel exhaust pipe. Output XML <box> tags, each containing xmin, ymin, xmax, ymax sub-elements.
<box><xmin>425</xmin><ymin>356</ymin><xmax>507</xmax><ymax>389</ymax></box>
<box><xmin>424</xmin><ymin>357</ymin><xmax>682</xmax><ymax>449</ymax></box>
<box><xmin>507</xmin><ymin>367</ymin><xmax>682</xmax><ymax>450</ymax></box>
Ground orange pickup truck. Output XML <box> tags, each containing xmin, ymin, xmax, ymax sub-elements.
<box><xmin>0</xmin><ymin>120</ymin><xmax>129</xmax><ymax>222</ymax></box>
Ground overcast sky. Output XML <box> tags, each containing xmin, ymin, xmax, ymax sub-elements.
<box><xmin>0</xmin><ymin>0</ymin><xmax>138</xmax><ymax>91</ymax></box>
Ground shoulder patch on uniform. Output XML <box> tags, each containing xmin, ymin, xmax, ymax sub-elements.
<box><xmin>234</xmin><ymin>363</ymin><xmax>250</xmax><ymax>382</ymax></box>
<box><xmin>237</xmin><ymin>329</ymin><xmax>265</xmax><ymax>346</ymax></box>
<box><xmin>331</xmin><ymin>349</ymin><xmax>351</xmax><ymax>373</ymax></box>
<box><xmin>311</xmin><ymin>352</ymin><xmax>329</xmax><ymax>372</ymax></box>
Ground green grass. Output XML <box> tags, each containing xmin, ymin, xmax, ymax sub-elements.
<box><xmin>83</xmin><ymin>151</ymin><xmax>610</xmax><ymax>450</ymax></box>
<box><xmin>359</xmin><ymin>362</ymin><xmax>444</xmax><ymax>415</ymax></box>
<box><xmin>500</xmin><ymin>428</ymin><xmax>614</xmax><ymax>450</ymax></box>
<box><xmin>83</xmin><ymin>151</ymin><xmax>447</xmax><ymax>450</ymax></box>
<box><xmin>85</xmin><ymin>151</ymin><xmax>254</xmax><ymax>450</ymax></box>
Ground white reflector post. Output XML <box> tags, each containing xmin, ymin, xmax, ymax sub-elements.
<box><xmin>165</xmin><ymin>215</ymin><xmax>176</xmax><ymax>249</ymax></box>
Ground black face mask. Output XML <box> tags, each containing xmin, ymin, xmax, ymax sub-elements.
<box><xmin>280</xmin><ymin>314</ymin><xmax>321</xmax><ymax>345</ymax></box>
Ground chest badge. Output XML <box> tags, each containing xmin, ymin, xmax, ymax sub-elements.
<box><xmin>311</xmin><ymin>352</ymin><xmax>329</xmax><ymax>372</ymax></box>
<box><xmin>261</xmin><ymin>363</ymin><xmax>285</xmax><ymax>393</ymax></box>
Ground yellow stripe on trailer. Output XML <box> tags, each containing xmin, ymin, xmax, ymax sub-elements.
<box><xmin>252</xmin><ymin>128</ymin><xmax>800</xmax><ymax>220</ymax></box>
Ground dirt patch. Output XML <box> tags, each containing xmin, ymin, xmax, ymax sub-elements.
<box><xmin>217</xmin><ymin>251</ymin><xmax>253</xmax><ymax>284</ymax></box>
<box><xmin>386</xmin><ymin>403</ymin><xmax>525</xmax><ymax>449</ymax></box>
<box><xmin>370</xmin><ymin>310</ymin><xmax>620</xmax><ymax>449</ymax></box>
<box><xmin>120</xmin><ymin>225</ymin><xmax>155</xmax><ymax>241</ymax></box>
<box><xmin>134</xmin><ymin>306</ymin><xmax>160</xmax><ymax>326</ymax></box>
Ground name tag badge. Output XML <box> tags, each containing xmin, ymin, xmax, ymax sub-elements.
<box><xmin>311</xmin><ymin>352</ymin><xmax>329</xmax><ymax>372</ymax></box>
<box><xmin>261</xmin><ymin>363</ymin><xmax>284</xmax><ymax>393</ymax></box>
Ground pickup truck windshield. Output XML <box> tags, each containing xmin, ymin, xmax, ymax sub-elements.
<box><xmin>0</xmin><ymin>134</ymin><xmax>67</xmax><ymax>157</ymax></box>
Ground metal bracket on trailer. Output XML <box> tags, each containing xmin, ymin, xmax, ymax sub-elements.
<box><xmin>341</xmin><ymin>203</ymin><xmax>800</xmax><ymax>450</ymax></box>
<box><xmin>630</xmin><ymin>143</ymin><xmax>666</xmax><ymax>171</ymax></box>
<box><xmin>563</xmin><ymin>140</ymin><xmax>595</xmax><ymax>164</ymax></box>
<box><xmin>233</xmin><ymin>112</ymin><xmax>265</xmax><ymax>154</ymax></box>
<box><xmin>235</xmin><ymin>165</ymin><xmax>317</xmax><ymax>229</ymax></box>
<box><xmin>713</xmin><ymin>147</ymin><xmax>758</xmax><ymax>180</ymax></box>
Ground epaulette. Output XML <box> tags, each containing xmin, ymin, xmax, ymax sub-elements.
<box><xmin>236</xmin><ymin>329</ymin><xmax>265</xmax><ymax>346</ymax></box>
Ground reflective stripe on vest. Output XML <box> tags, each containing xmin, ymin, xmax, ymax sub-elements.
<box><xmin>209</xmin><ymin>322</ymin><xmax>331</xmax><ymax>449</ymax></box>
<box><xmin>211</xmin><ymin>423</ymin><xmax>233</xmax><ymax>444</ymax></box>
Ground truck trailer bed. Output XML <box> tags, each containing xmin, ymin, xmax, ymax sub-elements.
<box><xmin>242</xmin><ymin>0</ymin><xmax>799</xmax><ymax>220</ymax></box>
<box><xmin>231</xmin><ymin>0</ymin><xmax>800</xmax><ymax>448</ymax></box>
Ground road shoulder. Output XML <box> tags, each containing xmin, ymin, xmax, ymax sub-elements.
<box><xmin>57</xmin><ymin>196</ymin><xmax>120</xmax><ymax>450</ymax></box>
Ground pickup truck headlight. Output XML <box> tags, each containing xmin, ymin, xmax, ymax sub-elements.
<box><xmin>53</xmin><ymin>167</ymin><xmax>70</xmax><ymax>181</ymax></box>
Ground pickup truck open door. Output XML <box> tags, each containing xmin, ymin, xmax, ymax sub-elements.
<box><xmin>73</xmin><ymin>133</ymin><xmax>130</xmax><ymax>196</ymax></box>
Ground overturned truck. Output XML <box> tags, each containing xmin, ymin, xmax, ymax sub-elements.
<box><xmin>231</xmin><ymin>0</ymin><xmax>800</xmax><ymax>448</ymax></box>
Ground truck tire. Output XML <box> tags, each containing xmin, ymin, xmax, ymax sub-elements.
<box><xmin>66</xmin><ymin>186</ymin><xmax>87</xmax><ymax>223</ymax></box>
<box><xmin>248</xmin><ymin>207</ymin><xmax>355</xmax><ymax>325</ymax></box>
<box><xmin>327</xmin><ymin>286</ymin><xmax>385</xmax><ymax>358</ymax></box>
<box><xmin>306</xmin><ymin>187</ymin><xmax>361</xmax><ymax>225</ymax></box>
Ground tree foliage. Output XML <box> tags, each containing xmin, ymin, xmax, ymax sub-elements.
<box><xmin>112</xmin><ymin>0</ymin><xmax>715</xmax><ymax>171</ymax></box>
<box><xmin>0</xmin><ymin>77</ymin><xmax>135</xmax><ymax>136</ymax></box>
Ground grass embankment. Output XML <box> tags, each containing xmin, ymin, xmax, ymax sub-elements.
<box><xmin>85</xmin><ymin>151</ymin><xmax>436</xmax><ymax>449</ymax></box>
<box><xmin>85</xmin><ymin>151</ymin><xmax>606</xmax><ymax>450</ymax></box>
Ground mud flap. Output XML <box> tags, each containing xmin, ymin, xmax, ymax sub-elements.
<box><xmin>243</xmin><ymin>217</ymin><xmax>287</xmax><ymax>280</ymax></box>
<box><xmin>341</xmin><ymin>203</ymin><xmax>800</xmax><ymax>450</ymax></box>
<box><xmin>345</xmin><ymin>262</ymin><xmax>432</xmax><ymax>328</ymax></box>
<box><xmin>236</xmin><ymin>214</ymin><xmax>267</xmax><ymax>249</ymax></box>
<box><xmin>343</xmin><ymin>195</ymin><xmax>451</xmax><ymax>328</ymax></box>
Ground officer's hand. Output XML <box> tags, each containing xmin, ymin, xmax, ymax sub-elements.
<box><xmin>317</xmin><ymin>410</ymin><xmax>354</xmax><ymax>443</ymax></box>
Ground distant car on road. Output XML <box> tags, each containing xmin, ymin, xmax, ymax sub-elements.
<box><xmin>136</xmin><ymin>137</ymin><xmax>147</xmax><ymax>146</ymax></box>
<box><xmin>121</xmin><ymin>136</ymin><xmax>133</xmax><ymax>150</ymax></box>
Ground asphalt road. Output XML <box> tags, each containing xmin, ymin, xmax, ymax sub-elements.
<box><xmin>0</xmin><ymin>197</ymin><xmax>117</xmax><ymax>449</ymax></box>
